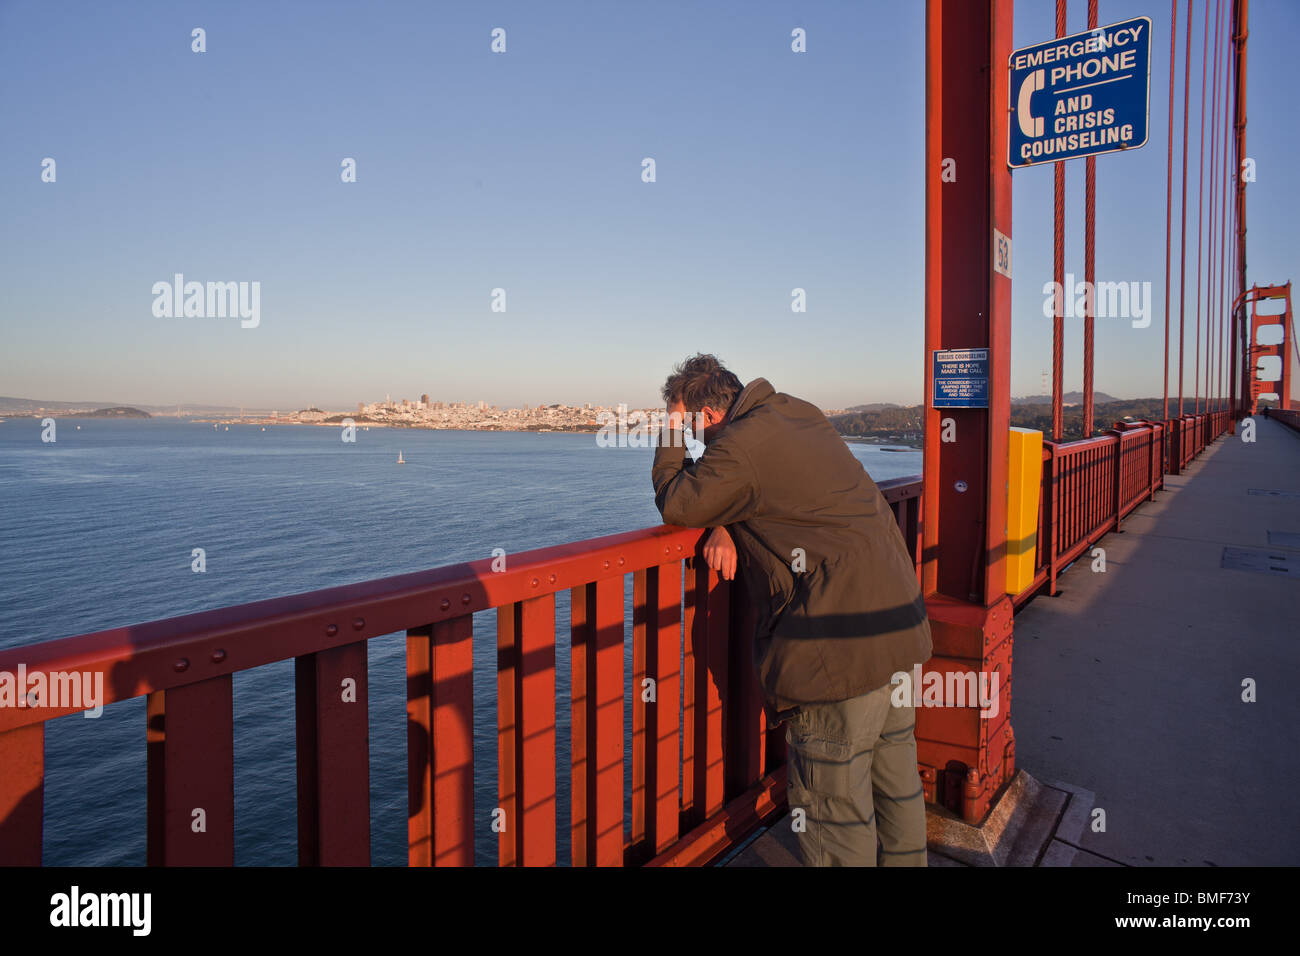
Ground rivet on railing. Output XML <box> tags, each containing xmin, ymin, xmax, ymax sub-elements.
<box><xmin>549</xmin><ymin>573</ymin><xmax>557</xmax><ymax>584</ymax></box>
<box><xmin>173</xmin><ymin>658</ymin><xmax>189</xmax><ymax>673</ymax></box>
<box><xmin>326</xmin><ymin>624</ymin><xmax>338</xmax><ymax>637</ymax></box>
<box><xmin>618</xmin><ymin>557</ymin><xmax>625</xmax><ymax>566</ymax></box>
<box><xmin>210</xmin><ymin>649</ymin><xmax>227</xmax><ymax>664</ymax></box>
<box><xmin>603</xmin><ymin>560</ymin><xmax>610</xmax><ymax>570</ymax></box>
<box><xmin>441</xmin><ymin>598</ymin><xmax>451</xmax><ymax>611</ymax></box>
<box><xmin>531</xmin><ymin>577</ymin><xmax>539</xmax><ymax>588</ymax></box>
<box><xmin>352</xmin><ymin>617</ymin><xmax>365</xmax><ymax>631</ymax></box>
<box><xmin>461</xmin><ymin>593</ymin><xmax>471</xmax><ymax>605</ymax></box>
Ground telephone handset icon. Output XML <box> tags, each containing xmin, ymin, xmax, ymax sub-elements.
<box><xmin>1017</xmin><ymin>69</ymin><xmax>1045</xmax><ymax>138</ymax></box>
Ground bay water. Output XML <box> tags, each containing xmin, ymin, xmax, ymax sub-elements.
<box><xmin>0</xmin><ymin>419</ymin><xmax>920</xmax><ymax>865</ymax></box>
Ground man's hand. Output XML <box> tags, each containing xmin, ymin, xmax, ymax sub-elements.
<box><xmin>702</xmin><ymin>525</ymin><xmax>738</xmax><ymax>581</ymax></box>
<box><xmin>664</xmin><ymin>400</ymin><xmax>688</xmax><ymax>436</ymax></box>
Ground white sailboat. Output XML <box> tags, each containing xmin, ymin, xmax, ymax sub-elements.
<box><xmin>397</xmin><ymin>450</ymin><xmax>405</xmax><ymax>465</ymax></box>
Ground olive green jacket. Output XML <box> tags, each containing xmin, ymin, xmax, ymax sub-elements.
<box><xmin>652</xmin><ymin>377</ymin><xmax>932</xmax><ymax>712</ymax></box>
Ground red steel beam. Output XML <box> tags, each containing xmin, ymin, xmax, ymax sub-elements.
<box><xmin>922</xmin><ymin>0</ymin><xmax>1012</xmax><ymax>604</ymax></box>
<box><xmin>296</xmin><ymin>639</ymin><xmax>371</xmax><ymax>865</ymax></box>
<box><xmin>648</xmin><ymin>563</ymin><xmax>682</xmax><ymax>855</ymax></box>
<box><xmin>146</xmin><ymin>677</ymin><xmax>234</xmax><ymax>866</ymax></box>
<box><xmin>497</xmin><ymin>594</ymin><xmax>557</xmax><ymax>866</ymax></box>
<box><xmin>570</xmin><ymin>575</ymin><xmax>624</xmax><ymax>866</ymax></box>
<box><xmin>691</xmin><ymin>562</ymin><xmax>729</xmax><ymax>825</ymax></box>
<box><xmin>920</xmin><ymin>0</ymin><xmax>1015</xmax><ymax>825</ymax></box>
<box><xmin>645</xmin><ymin>767</ymin><xmax>788</xmax><ymax>868</ymax></box>
<box><xmin>407</xmin><ymin>615</ymin><xmax>474</xmax><ymax>866</ymax></box>
<box><xmin>0</xmin><ymin>724</ymin><xmax>44</xmax><ymax>865</ymax></box>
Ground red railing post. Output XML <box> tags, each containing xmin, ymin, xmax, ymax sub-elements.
<box><xmin>691</xmin><ymin>560</ymin><xmax>730</xmax><ymax>825</ymax></box>
<box><xmin>1108</xmin><ymin>429</ymin><xmax>1124</xmax><ymax>531</ymax></box>
<box><xmin>146</xmin><ymin>677</ymin><xmax>235</xmax><ymax>866</ymax></box>
<box><xmin>0</xmin><ymin>724</ymin><xmax>44</xmax><ymax>865</ymax></box>
<box><xmin>1047</xmin><ymin>441</ymin><xmax>1061</xmax><ymax>595</ymax></box>
<box><xmin>497</xmin><ymin>595</ymin><xmax>557</xmax><ymax>867</ymax></box>
<box><xmin>407</xmin><ymin>616</ymin><xmax>474</xmax><ymax>866</ymax></box>
<box><xmin>629</xmin><ymin>560</ymin><xmax>683</xmax><ymax>862</ymax></box>
<box><xmin>296</xmin><ymin>640</ymin><xmax>371</xmax><ymax>866</ymax></box>
<box><xmin>649</xmin><ymin>561</ymin><xmax>682</xmax><ymax>855</ymax></box>
<box><xmin>570</xmin><ymin>577</ymin><xmax>624</xmax><ymax>866</ymax></box>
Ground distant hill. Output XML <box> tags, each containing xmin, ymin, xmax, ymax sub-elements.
<box><xmin>65</xmin><ymin>407</ymin><xmax>151</xmax><ymax>419</ymax></box>
<box><xmin>0</xmin><ymin>396</ymin><xmax>131</xmax><ymax>413</ymax></box>
<box><xmin>0</xmin><ymin>397</ymin><xmax>268</xmax><ymax>416</ymax></box>
<box><xmin>1013</xmin><ymin>391</ymin><xmax>1122</xmax><ymax>405</ymax></box>
<box><xmin>845</xmin><ymin>402</ymin><xmax>903</xmax><ymax>412</ymax></box>
<box><xmin>833</xmin><ymin>397</ymin><xmax>1174</xmax><ymax>442</ymax></box>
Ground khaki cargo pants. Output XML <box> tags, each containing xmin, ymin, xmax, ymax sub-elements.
<box><xmin>783</xmin><ymin>680</ymin><xmax>927</xmax><ymax>866</ymax></box>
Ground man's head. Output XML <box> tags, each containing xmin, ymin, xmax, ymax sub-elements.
<box><xmin>661</xmin><ymin>353</ymin><xmax>743</xmax><ymax>444</ymax></box>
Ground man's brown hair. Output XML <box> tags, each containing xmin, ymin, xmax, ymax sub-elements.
<box><xmin>661</xmin><ymin>353</ymin><xmax>744</xmax><ymax>416</ymax></box>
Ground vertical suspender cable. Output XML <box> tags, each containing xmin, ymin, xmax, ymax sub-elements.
<box><xmin>1163</xmin><ymin>0</ymin><xmax>1178</xmax><ymax>421</ymax></box>
<box><xmin>1178</xmin><ymin>1</ymin><xmax>1193</xmax><ymax>417</ymax></box>
<box><xmin>1205</xmin><ymin>0</ymin><xmax>1223</xmax><ymax>411</ymax></box>
<box><xmin>1227</xmin><ymin>1</ymin><xmax>1238</xmax><ymax>415</ymax></box>
<box><xmin>1053</xmin><ymin>0</ymin><xmax>1067</xmax><ymax>441</ymax></box>
<box><xmin>1216</xmin><ymin>5</ymin><xmax>1227</xmax><ymax>413</ymax></box>
<box><xmin>1194</xmin><ymin>0</ymin><xmax>1209</xmax><ymax>415</ymax></box>
<box><xmin>1083</xmin><ymin>0</ymin><xmax>1098</xmax><ymax>437</ymax></box>
<box><xmin>1233</xmin><ymin>0</ymin><xmax>1248</xmax><ymax>417</ymax></box>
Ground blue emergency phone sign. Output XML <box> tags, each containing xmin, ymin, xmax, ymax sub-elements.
<box><xmin>932</xmin><ymin>348</ymin><xmax>989</xmax><ymax>409</ymax></box>
<box><xmin>1008</xmin><ymin>16</ymin><xmax>1152</xmax><ymax>168</ymax></box>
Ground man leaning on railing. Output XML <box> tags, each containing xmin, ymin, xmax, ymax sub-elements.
<box><xmin>651</xmin><ymin>353</ymin><xmax>934</xmax><ymax>867</ymax></box>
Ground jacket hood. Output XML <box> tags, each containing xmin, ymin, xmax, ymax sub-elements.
<box><xmin>727</xmin><ymin>377</ymin><xmax>776</xmax><ymax>422</ymax></box>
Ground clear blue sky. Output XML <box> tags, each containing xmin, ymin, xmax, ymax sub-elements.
<box><xmin>1</xmin><ymin>0</ymin><xmax>1295</xmax><ymax>410</ymax></box>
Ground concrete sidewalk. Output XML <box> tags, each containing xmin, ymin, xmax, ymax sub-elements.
<box><xmin>1010</xmin><ymin>414</ymin><xmax>1299</xmax><ymax>866</ymax></box>
<box><xmin>727</xmin><ymin>415</ymin><xmax>1299</xmax><ymax>867</ymax></box>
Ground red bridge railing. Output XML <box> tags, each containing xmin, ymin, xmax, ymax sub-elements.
<box><xmin>1013</xmin><ymin>413</ymin><xmax>1231</xmax><ymax>602</ymax></box>
<box><xmin>1264</xmin><ymin>407</ymin><xmax>1300</xmax><ymax>434</ymax></box>
<box><xmin>0</xmin><ymin>414</ymin><xmax>1231</xmax><ymax>867</ymax></box>
<box><xmin>0</xmin><ymin>522</ymin><xmax>773</xmax><ymax>867</ymax></box>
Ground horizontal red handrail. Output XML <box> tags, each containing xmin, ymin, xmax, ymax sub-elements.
<box><xmin>0</xmin><ymin>524</ymin><xmax>703</xmax><ymax>731</ymax></box>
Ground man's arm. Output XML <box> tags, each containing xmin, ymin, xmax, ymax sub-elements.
<box><xmin>652</xmin><ymin>426</ymin><xmax>759</xmax><ymax>528</ymax></box>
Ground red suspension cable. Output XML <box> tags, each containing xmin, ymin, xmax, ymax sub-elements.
<box><xmin>1218</xmin><ymin>2</ymin><xmax>1231</xmax><ymax>412</ymax></box>
<box><xmin>1053</xmin><ymin>0</ymin><xmax>1067</xmax><ymax>440</ymax></box>
<box><xmin>1163</xmin><ymin>0</ymin><xmax>1178</xmax><ymax>420</ymax></box>
<box><xmin>1083</xmin><ymin>0</ymin><xmax>1098</xmax><ymax>437</ymax></box>
<box><xmin>1194</xmin><ymin>0</ymin><xmax>1209</xmax><ymax>414</ymax></box>
<box><xmin>1206</xmin><ymin>0</ymin><xmax>1223</xmax><ymax>410</ymax></box>
<box><xmin>1178</xmin><ymin>1</ymin><xmax>1193</xmax><ymax>416</ymax></box>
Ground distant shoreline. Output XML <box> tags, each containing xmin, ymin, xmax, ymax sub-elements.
<box><xmin>840</xmin><ymin>435</ymin><xmax>923</xmax><ymax>449</ymax></box>
<box><xmin>0</xmin><ymin>413</ymin><xmax>600</xmax><ymax>434</ymax></box>
<box><xmin>188</xmin><ymin>418</ymin><xmax>603</xmax><ymax>434</ymax></box>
